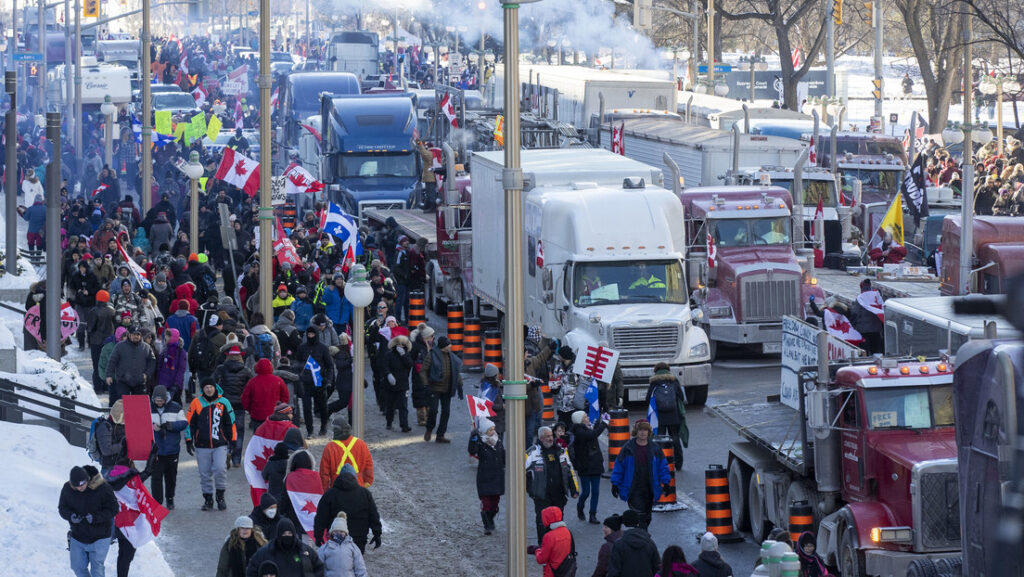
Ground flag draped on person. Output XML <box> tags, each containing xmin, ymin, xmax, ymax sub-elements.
<box><xmin>900</xmin><ymin>153</ymin><xmax>929</xmax><ymax>227</ymax></box>
<box><xmin>112</xmin><ymin>466</ymin><xmax>169</xmax><ymax>549</ymax></box>
<box><xmin>214</xmin><ymin>147</ymin><xmax>260</xmax><ymax>197</ymax></box>
<box><xmin>285</xmin><ymin>469</ymin><xmax>323</xmax><ymax>539</ymax></box>
<box><xmin>856</xmin><ymin>290</ymin><xmax>885</xmax><ymax>323</ymax></box>
<box><xmin>244</xmin><ymin>420</ymin><xmax>297</xmax><ymax>506</ymax></box>
<box><xmin>824</xmin><ymin>308</ymin><xmax>864</xmax><ymax>345</ymax></box>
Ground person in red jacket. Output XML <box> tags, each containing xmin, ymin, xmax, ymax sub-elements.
<box><xmin>242</xmin><ymin>358</ymin><xmax>290</xmax><ymax>429</ymax></box>
<box><xmin>170</xmin><ymin>282</ymin><xmax>199</xmax><ymax>315</ymax></box>
<box><xmin>530</xmin><ymin>506</ymin><xmax>575</xmax><ymax>577</ymax></box>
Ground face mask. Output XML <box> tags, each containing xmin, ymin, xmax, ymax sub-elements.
<box><xmin>32</xmin><ymin>293</ymin><xmax>43</xmax><ymax>302</ymax></box>
<box><xmin>485</xmin><ymin>432</ymin><xmax>499</xmax><ymax>446</ymax></box>
<box><xmin>264</xmin><ymin>508</ymin><xmax>277</xmax><ymax>519</ymax></box>
<box><xmin>278</xmin><ymin>535</ymin><xmax>295</xmax><ymax>549</ymax></box>
<box><xmin>307</xmin><ymin>334</ymin><xmax>318</xmax><ymax>344</ymax></box>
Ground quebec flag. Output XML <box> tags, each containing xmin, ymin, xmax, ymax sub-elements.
<box><xmin>305</xmin><ymin>355</ymin><xmax>322</xmax><ymax>388</ymax></box>
<box><xmin>647</xmin><ymin>394</ymin><xmax>659</xmax><ymax>435</ymax></box>
<box><xmin>584</xmin><ymin>378</ymin><xmax>600</xmax><ymax>423</ymax></box>
<box><xmin>320</xmin><ymin>202</ymin><xmax>363</xmax><ymax>257</ymax></box>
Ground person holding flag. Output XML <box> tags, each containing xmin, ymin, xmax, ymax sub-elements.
<box><xmin>467</xmin><ymin>417</ymin><xmax>506</xmax><ymax>535</ymax></box>
<box><xmin>477</xmin><ymin>364</ymin><xmax>505</xmax><ymax>438</ymax></box>
<box><xmin>297</xmin><ymin>325</ymin><xmax>335</xmax><ymax>438</ymax></box>
<box><xmin>643</xmin><ymin>362</ymin><xmax>688</xmax><ymax>471</ymax></box>
<box><xmin>609</xmin><ymin>420</ymin><xmax>672</xmax><ymax>530</ymax></box>
<box><xmin>570</xmin><ymin>408</ymin><xmax>608</xmax><ymax>524</ymax></box>
<box><xmin>867</xmin><ymin>195</ymin><xmax>907</xmax><ymax>265</ymax></box>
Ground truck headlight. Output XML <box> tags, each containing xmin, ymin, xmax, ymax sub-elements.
<box><xmin>869</xmin><ymin>527</ymin><xmax>913</xmax><ymax>544</ymax></box>
<box><xmin>690</xmin><ymin>309</ymin><xmax>704</xmax><ymax>324</ymax></box>
<box><xmin>689</xmin><ymin>343</ymin><xmax>709</xmax><ymax>358</ymax></box>
<box><xmin>707</xmin><ymin>305</ymin><xmax>731</xmax><ymax>318</ymax></box>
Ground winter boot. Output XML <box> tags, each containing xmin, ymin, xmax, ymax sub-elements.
<box><xmin>577</xmin><ymin>506</ymin><xmax>585</xmax><ymax>521</ymax></box>
<box><xmin>589</xmin><ymin>512</ymin><xmax>600</xmax><ymax>524</ymax></box>
<box><xmin>166</xmin><ymin>497</ymin><xmax>175</xmax><ymax>511</ymax></box>
<box><xmin>216</xmin><ymin>490</ymin><xmax>227</xmax><ymax>511</ymax></box>
<box><xmin>482</xmin><ymin>512</ymin><xmax>492</xmax><ymax>535</ymax></box>
<box><xmin>201</xmin><ymin>493</ymin><xmax>214</xmax><ymax>511</ymax></box>
<box><xmin>417</xmin><ymin>407</ymin><xmax>428</xmax><ymax>426</ymax></box>
<box><xmin>487</xmin><ymin>511</ymin><xmax>498</xmax><ymax>532</ymax></box>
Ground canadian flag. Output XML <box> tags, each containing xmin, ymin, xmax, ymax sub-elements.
<box><xmin>112</xmin><ymin>467</ymin><xmax>169</xmax><ymax>549</ymax></box>
<box><xmin>341</xmin><ymin>244</ymin><xmax>356</xmax><ymax>274</ymax></box>
<box><xmin>270</xmin><ymin>87</ymin><xmax>280</xmax><ymax>109</ymax></box>
<box><xmin>179</xmin><ymin>52</ymin><xmax>189</xmax><ymax>76</ymax></box>
<box><xmin>285</xmin><ymin>468</ymin><xmax>324</xmax><ymax>539</ymax></box>
<box><xmin>91</xmin><ymin>183</ymin><xmax>109</xmax><ymax>198</ymax></box>
<box><xmin>234</xmin><ymin>100</ymin><xmax>245</xmax><ymax>129</ymax></box>
<box><xmin>274</xmin><ymin>217</ymin><xmax>304</xmax><ymax>269</ymax></box>
<box><xmin>611</xmin><ymin>122</ymin><xmax>625</xmax><ymax>155</ymax></box>
<box><xmin>792</xmin><ymin>46</ymin><xmax>803</xmax><ymax>69</ymax></box>
<box><xmin>706</xmin><ymin>231</ymin><xmax>717</xmax><ymax>268</ymax></box>
<box><xmin>244</xmin><ymin>420</ymin><xmax>296</xmax><ymax>505</ymax></box>
<box><xmin>824</xmin><ymin>308</ymin><xmax>864</xmax><ymax>345</ymax></box>
<box><xmin>856</xmin><ymin>290</ymin><xmax>885</xmax><ymax>323</ymax></box>
<box><xmin>467</xmin><ymin>394</ymin><xmax>496</xmax><ymax>418</ymax></box>
<box><xmin>214</xmin><ymin>147</ymin><xmax>260</xmax><ymax>197</ymax></box>
<box><xmin>284</xmin><ymin>164</ymin><xmax>325</xmax><ymax>195</ymax></box>
<box><xmin>191</xmin><ymin>83</ymin><xmax>207</xmax><ymax>108</ymax></box>
<box><xmin>439</xmin><ymin>92</ymin><xmax>459</xmax><ymax>128</ymax></box>
<box><xmin>808</xmin><ymin>135</ymin><xmax>817</xmax><ymax>166</ymax></box>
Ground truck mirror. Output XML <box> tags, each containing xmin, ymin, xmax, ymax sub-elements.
<box><xmin>806</xmin><ymin>389</ymin><xmax>830</xmax><ymax>432</ymax></box>
<box><xmin>542</xmin><ymin>267</ymin><xmax>553</xmax><ymax>293</ymax></box>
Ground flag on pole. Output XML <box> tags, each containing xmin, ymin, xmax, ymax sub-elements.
<box><xmin>611</xmin><ymin>122</ymin><xmax>625</xmax><ymax>155</ymax></box>
<box><xmin>320</xmin><ymin>202</ymin><xmax>362</xmax><ymax>256</ymax></box>
<box><xmin>213</xmin><ymin>147</ymin><xmax>260</xmax><ymax>197</ymax></box>
<box><xmin>91</xmin><ymin>183</ymin><xmax>109</xmax><ymax>198</ymax></box>
<box><xmin>900</xmin><ymin>153</ymin><xmax>929</xmax><ymax>227</ymax></box>
<box><xmin>284</xmin><ymin>164</ymin><xmax>325</xmax><ymax>195</ymax></box>
<box><xmin>706</xmin><ymin>231</ymin><xmax>717</xmax><ymax>268</ymax></box>
<box><xmin>243</xmin><ymin>420</ymin><xmax>296</xmax><ymax>505</ymax></box>
<box><xmin>439</xmin><ymin>92</ymin><xmax>458</xmax><ymax>127</ymax></box>
<box><xmin>647</xmin><ymin>394</ymin><xmax>660</xmax><ymax>435</ymax></box>
<box><xmin>813</xmin><ymin>194</ymin><xmax>825</xmax><ymax>267</ymax></box>
<box><xmin>234</xmin><ymin>100</ymin><xmax>244</xmax><ymax>129</ymax></box>
<box><xmin>273</xmin><ymin>217</ymin><xmax>303</xmax><ymax>268</ymax></box>
<box><xmin>270</xmin><ymin>87</ymin><xmax>280</xmax><ymax>109</ymax></box>
<box><xmin>467</xmin><ymin>395</ymin><xmax>496</xmax><ymax>418</ymax></box>
<box><xmin>191</xmin><ymin>83</ymin><xmax>207</xmax><ymax>108</ymax></box>
<box><xmin>305</xmin><ymin>355</ymin><xmax>323</xmax><ymax>388</ymax></box>
<box><xmin>808</xmin><ymin>135</ymin><xmax>817</xmax><ymax>166</ymax></box>
<box><xmin>584</xmin><ymin>378</ymin><xmax>600</xmax><ymax>423</ymax></box>
<box><xmin>179</xmin><ymin>52</ymin><xmax>189</xmax><ymax>75</ymax></box>
<box><xmin>116</xmin><ymin>237</ymin><xmax>152</xmax><ymax>290</ymax></box>
<box><xmin>875</xmin><ymin>193</ymin><xmax>904</xmax><ymax>246</ymax></box>
<box><xmin>285</xmin><ymin>468</ymin><xmax>323</xmax><ymax>539</ymax></box>
<box><xmin>112</xmin><ymin>466</ymin><xmax>169</xmax><ymax>549</ymax></box>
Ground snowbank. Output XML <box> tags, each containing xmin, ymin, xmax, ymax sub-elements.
<box><xmin>0</xmin><ymin>420</ymin><xmax>175</xmax><ymax>577</ymax></box>
<box><xmin>1</xmin><ymin>348</ymin><xmax>102</xmax><ymax>408</ymax></box>
<box><xmin>0</xmin><ymin>255</ymin><xmax>40</xmax><ymax>289</ymax></box>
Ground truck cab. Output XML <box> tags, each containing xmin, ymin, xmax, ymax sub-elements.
<box><xmin>319</xmin><ymin>93</ymin><xmax>420</xmax><ymax>220</ymax></box>
<box><xmin>681</xmin><ymin>186</ymin><xmax>822</xmax><ymax>358</ymax></box>
<box><xmin>939</xmin><ymin>215</ymin><xmax>1024</xmax><ymax>295</ymax></box>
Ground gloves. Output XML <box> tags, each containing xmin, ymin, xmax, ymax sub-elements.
<box><xmin>526</xmin><ymin>545</ymin><xmax>538</xmax><ymax>556</ymax></box>
<box><xmin>85</xmin><ymin>514</ymin><xmax>94</xmax><ymax>524</ymax></box>
<box><xmin>371</xmin><ymin>534</ymin><xmax>382</xmax><ymax>549</ymax></box>
<box><xmin>69</xmin><ymin>514</ymin><xmax>83</xmax><ymax>524</ymax></box>
<box><xmin>387</xmin><ymin>374</ymin><xmax>396</xmax><ymax>386</ymax></box>
<box><xmin>396</xmin><ymin>346</ymin><xmax>406</xmax><ymax>355</ymax></box>
<box><xmin>809</xmin><ymin>294</ymin><xmax>815</xmax><ymax>303</ymax></box>
<box><xmin>185</xmin><ymin>439</ymin><xmax>195</xmax><ymax>456</ymax></box>
<box><xmin>662</xmin><ymin>484</ymin><xmax>673</xmax><ymax>497</ymax></box>
<box><xmin>611</xmin><ymin>485</ymin><xmax>620</xmax><ymax>498</ymax></box>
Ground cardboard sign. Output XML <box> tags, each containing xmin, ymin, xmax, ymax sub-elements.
<box><xmin>572</xmin><ymin>345</ymin><xmax>620</xmax><ymax>383</ymax></box>
<box><xmin>271</xmin><ymin>176</ymin><xmax>287</xmax><ymax>206</ymax></box>
<box><xmin>780</xmin><ymin>316</ymin><xmax>864</xmax><ymax>410</ymax></box>
<box><xmin>122</xmin><ymin>394</ymin><xmax>155</xmax><ymax>461</ymax></box>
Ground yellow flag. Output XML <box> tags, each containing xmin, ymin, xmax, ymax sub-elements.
<box><xmin>494</xmin><ymin>115</ymin><xmax>504</xmax><ymax>147</ymax></box>
<box><xmin>877</xmin><ymin>193</ymin><xmax>904</xmax><ymax>245</ymax></box>
<box><xmin>173</xmin><ymin>123</ymin><xmax>187</xmax><ymax>143</ymax></box>
<box><xmin>206</xmin><ymin>115</ymin><xmax>222</xmax><ymax>142</ymax></box>
<box><xmin>154</xmin><ymin>111</ymin><xmax>172</xmax><ymax>136</ymax></box>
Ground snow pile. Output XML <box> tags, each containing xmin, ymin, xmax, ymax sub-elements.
<box><xmin>0</xmin><ymin>255</ymin><xmax>40</xmax><ymax>289</ymax></box>
<box><xmin>0</xmin><ymin>318</ymin><xmax>15</xmax><ymax>349</ymax></box>
<box><xmin>2</xmin><ymin>349</ymin><xmax>102</xmax><ymax>407</ymax></box>
<box><xmin>0</xmin><ymin>420</ymin><xmax>175</xmax><ymax>577</ymax></box>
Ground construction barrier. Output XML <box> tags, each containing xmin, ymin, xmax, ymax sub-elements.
<box><xmin>541</xmin><ymin>381</ymin><xmax>555</xmax><ymax>422</ymax></box>
<box><xmin>480</xmin><ymin>326</ymin><xmax>500</xmax><ymax>372</ymax></box>
<box><xmin>788</xmin><ymin>500</ymin><xmax>815</xmax><ymax>544</ymax></box>
<box><xmin>279</xmin><ymin>202</ymin><xmax>297</xmax><ymax>230</ymax></box>
<box><xmin>607</xmin><ymin>408</ymin><xmax>630</xmax><ymax>472</ymax></box>
<box><xmin>654</xmin><ymin>434</ymin><xmax>677</xmax><ymax>505</ymax></box>
<box><xmin>705</xmin><ymin>464</ymin><xmax>743</xmax><ymax>542</ymax></box>
<box><xmin>462</xmin><ymin>317</ymin><xmax>483</xmax><ymax>371</ymax></box>
<box><xmin>408</xmin><ymin>291</ymin><xmax>426</xmax><ymax>331</ymax></box>
<box><xmin>446</xmin><ymin>303</ymin><xmax>464</xmax><ymax>356</ymax></box>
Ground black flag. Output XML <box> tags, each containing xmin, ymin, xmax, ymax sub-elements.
<box><xmin>901</xmin><ymin>153</ymin><xmax>929</xmax><ymax>227</ymax></box>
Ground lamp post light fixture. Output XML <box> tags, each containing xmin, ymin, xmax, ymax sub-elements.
<box><xmin>101</xmin><ymin>94</ymin><xmax>117</xmax><ymax>169</ymax></box>
<box><xmin>713</xmin><ymin>80</ymin><xmax>729</xmax><ymax>97</ymax></box>
<box><xmin>183</xmin><ymin>150</ymin><xmax>204</xmax><ymax>248</ymax></box>
<box><xmin>344</xmin><ymin>264</ymin><xmax>375</xmax><ymax>439</ymax></box>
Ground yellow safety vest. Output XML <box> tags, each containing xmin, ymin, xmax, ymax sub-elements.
<box><xmin>630</xmin><ymin>275</ymin><xmax>665</xmax><ymax>289</ymax></box>
<box><xmin>333</xmin><ymin>437</ymin><xmax>360</xmax><ymax>475</ymax></box>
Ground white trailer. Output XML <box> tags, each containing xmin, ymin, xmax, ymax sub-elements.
<box><xmin>470</xmin><ymin>148</ymin><xmax>712</xmax><ymax>403</ymax></box>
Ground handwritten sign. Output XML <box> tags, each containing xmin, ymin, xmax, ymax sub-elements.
<box><xmin>24</xmin><ymin>304</ymin><xmax>42</xmax><ymax>344</ymax></box>
<box><xmin>781</xmin><ymin>316</ymin><xmax>864</xmax><ymax>410</ymax></box>
<box><xmin>271</xmin><ymin>176</ymin><xmax>287</xmax><ymax>206</ymax></box>
<box><xmin>60</xmin><ymin>302</ymin><xmax>80</xmax><ymax>341</ymax></box>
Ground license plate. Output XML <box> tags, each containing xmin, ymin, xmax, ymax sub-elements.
<box><xmin>627</xmin><ymin>388</ymin><xmax>646</xmax><ymax>401</ymax></box>
<box><xmin>763</xmin><ymin>342</ymin><xmax>782</xmax><ymax>354</ymax></box>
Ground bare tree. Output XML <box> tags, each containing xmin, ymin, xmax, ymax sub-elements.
<box><xmin>960</xmin><ymin>0</ymin><xmax>1024</xmax><ymax>60</ymax></box>
<box><xmin>893</xmin><ymin>0</ymin><xmax>963</xmax><ymax>131</ymax></box>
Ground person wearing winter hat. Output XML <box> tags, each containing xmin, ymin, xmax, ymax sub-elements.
<box><xmin>609</xmin><ymin>420</ymin><xmax>672</xmax><ymax>531</ymax></box>
<box><xmin>256</xmin><ymin>560</ymin><xmax>280</xmax><ymax>577</ymax></box>
<box><xmin>246</xmin><ymin>519</ymin><xmax>324</xmax><ymax>577</ymax></box>
<box><xmin>213</xmin><ymin>343</ymin><xmax>255</xmax><ymax>467</ymax></box>
<box><xmin>272</xmin><ymin>285</ymin><xmax>295</xmax><ymax>321</ymax></box>
<box><xmin>478</xmin><ymin>364</ymin><xmax>506</xmax><ymax>439</ymax></box>
<box><xmin>319</xmin><ymin>416</ymin><xmax>374</xmax><ymax>491</ymax></box>
<box><xmin>296</xmin><ymin>325</ymin><xmax>335</xmax><ymax>437</ymax></box>
<box><xmin>592</xmin><ymin>514</ymin><xmax>624</xmax><ymax>577</ymax></box>
<box><xmin>150</xmin><ymin>384</ymin><xmax>188</xmax><ymax>509</ymax></box>
<box><xmin>88</xmin><ymin>288</ymin><xmax>117</xmax><ymax>393</ymax></box>
<box><xmin>689</xmin><ymin>532</ymin><xmax>733</xmax><ymax>577</ymax></box>
<box><xmin>607</xmin><ymin>508</ymin><xmax>660</xmax><ymax>577</ymax></box>
<box><xmin>105</xmin><ymin>321</ymin><xmax>157</xmax><ymax>404</ymax></box>
<box><xmin>317</xmin><ymin>511</ymin><xmax>368</xmax><ymax>577</ymax></box>
<box><xmin>419</xmin><ymin>334</ymin><xmax>463</xmax><ymax>443</ymax></box>
<box><xmin>156</xmin><ymin>328</ymin><xmax>188</xmax><ymax>404</ymax></box>
<box><xmin>216</xmin><ymin>515</ymin><xmax>266</xmax><ymax>577</ymax></box>
<box><xmin>59</xmin><ymin>464</ymin><xmax>119</xmax><ymax>577</ymax></box>
<box><xmin>187</xmin><ymin>377</ymin><xmax>237</xmax><ymax>511</ymax></box>
<box><xmin>408</xmin><ymin>322</ymin><xmax>436</xmax><ymax>426</ymax></box>
<box><xmin>313</xmin><ymin>463</ymin><xmax>383</xmax><ymax>552</ymax></box>
<box><xmin>243</xmin><ymin>358</ymin><xmax>291</xmax><ymax>430</ymax></box>
<box><xmin>551</xmin><ymin>345</ymin><xmax>580</xmax><ymax>426</ymax></box>
<box><xmin>468</xmin><ymin>417</ymin><xmax>505</xmax><ymax>535</ymax></box>
<box><xmin>530</xmin><ymin>506</ymin><xmax>575</xmax><ymax>577</ymax></box>
<box><xmin>571</xmin><ymin>410</ymin><xmax>608</xmax><ymax>524</ymax></box>
<box><xmin>250</xmin><ymin>493</ymin><xmax>281</xmax><ymax>539</ymax></box>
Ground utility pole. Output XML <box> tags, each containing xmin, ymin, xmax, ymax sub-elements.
<box><xmin>826</xmin><ymin>0</ymin><xmax>836</xmax><ymax>98</ymax></box>
<box><xmin>38</xmin><ymin>0</ymin><xmax>46</xmax><ymax>114</ymax></box>
<box><xmin>959</xmin><ymin>12</ymin><xmax>973</xmax><ymax>296</ymax></box>
<box><xmin>258</xmin><ymin>0</ymin><xmax>272</xmax><ymax>323</ymax></box>
<box><xmin>63</xmin><ymin>0</ymin><xmax>71</xmax><ymax>129</ymax></box>
<box><xmin>5</xmin><ymin>71</ymin><xmax>17</xmax><ymax>276</ymax></box>
<box><xmin>73</xmin><ymin>0</ymin><xmax>80</xmax><ymax>171</ymax></box>
<box><xmin>45</xmin><ymin>112</ymin><xmax>60</xmax><ymax>360</ymax></box>
<box><xmin>872</xmin><ymin>0</ymin><xmax>883</xmax><ymax>131</ymax></box>
<box><xmin>707</xmin><ymin>0</ymin><xmax>715</xmax><ymax>86</ymax></box>
<box><xmin>141</xmin><ymin>0</ymin><xmax>152</xmax><ymax>213</ymax></box>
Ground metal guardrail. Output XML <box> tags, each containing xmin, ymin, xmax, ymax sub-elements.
<box><xmin>19</xmin><ymin>247</ymin><xmax>46</xmax><ymax>268</ymax></box>
<box><xmin>0</xmin><ymin>377</ymin><xmax>106</xmax><ymax>448</ymax></box>
<box><xmin>0</xmin><ymin>301</ymin><xmax>26</xmax><ymax>315</ymax></box>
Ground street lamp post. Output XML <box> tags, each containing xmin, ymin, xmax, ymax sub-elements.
<box><xmin>101</xmin><ymin>94</ymin><xmax>116</xmax><ymax>168</ymax></box>
<box><xmin>44</xmin><ymin>112</ymin><xmax>61</xmax><ymax>360</ymax></box>
<box><xmin>258</xmin><ymin>0</ymin><xmax>272</xmax><ymax>323</ymax></box>
<box><xmin>184</xmin><ymin>150</ymin><xmax>204</xmax><ymax>247</ymax></box>
<box><xmin>5</xmin><ymin>71</ymin><xmax>17</xmax><ymax>275</ymax></box>
<box><xmin>344</xmin><ymin>264</ymin><xmax>374</xmax><ymax>439</ymax></box>
<box><xmin>141</xmin><ymin>0</ymin><xmax>153</xmax><ymax>214</ymax></box>
<box><xmin>979</xmin><ymin>74</ymin><xmax>1021</xmax><ymax>158</ymax></box>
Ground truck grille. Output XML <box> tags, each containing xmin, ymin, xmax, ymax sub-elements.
<box><xmin>610</xmin><ymin>325</ymin><xmax>680</xmax><ymax>363</ymax></box>
<box><xmin>919</xmin><ymin>470</ymin><xmax>961</xmax><ymax>550</ymax></box>
<box><xmin>740</xmin><ymin>274</ymin><xmax>800</xmax><ymax>323</ymax></box>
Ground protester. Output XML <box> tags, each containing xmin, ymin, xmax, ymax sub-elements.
<box><xmin>419</xmin><ymin>335</ymin><xmax>463</xmax><ymax>443</ymax></box>
<box><xmin>644</xmin><ymin>362</ymin><xmax>689</xmax><ymax>471</ymax></box>
<box><xmin>187</xmin><ymin>377</ymin><xmax>237</xmax><ymax>511</ymax></box>
<box><xmin>59</xmin><ymin>465</ymin><xmax>119</xmax><ymax>577</ymax></box>
<box><xmin>318</xmin><ymin>417</ymin><xmax>374</xmax><ymax>490</ymax></box>
<box><xmin>526</xmin><ymin>425</ymin><xmax>580</xmax><ymax>543</ymax></box>
<box><xmin>313</xmin><ymin>464</ymin><xmax>383</xmax><ymax>553</ymax></box>
<box><xmin>570</xmin><ymin>410</ymin><xmax>608</xmax><ymax>524</ymax></box>
<box><xmin>609</xmin><ymin>420</ymin><xmax>672</xmax><ymax>530</ymax></box>
<box><xmin>467</xmin><ymin>417</ymin><xmax>505</xmax><ymax>535</ymax></box>
<box><xmin>655</xmin><ymin>545</ymin><xmax>699</xmax><ymax>576</ymax></box>
<box><xmin>316</xmin><ymin>513</ymin><xmax>368</xmax><ymax>577</ymax></box>
<box><xmin>796</xmin><ymin>532</ymin><xmax>829</xmax><ymax>577</ymax></box>
<box><xmin>217</xmin><ymin>516</ymin><xmax>267</xmax><ymax>577</ymax></box>
<box><xmin>150</xmin><ymin>385</ymin><xmax>188</xmax><ymax>509</ymax></box>
<box><xmin>591</xmin><ymin>514</ymin><xmax>624</xmax><ymax>577</ymax></box>
<box><xmin>607</xmin><ymin>509</ymin><xmax>660</xmax><ymax>577</ymax></box>
<box><xmin>530</xmin><ymin>506</ymin><xmax>576</xmax><ymax>577</ymax></box>
<box><xmin>690</xmin><ymin>532</ymin><xmax>734</xmax><ymax>577</ymax></box>
<box><xmin>245</xmin><ymin>518</ymin><xmax>325</xmax><ymax>577</ymax></box>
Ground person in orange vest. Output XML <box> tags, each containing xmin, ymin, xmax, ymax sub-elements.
<box><xmin>318</xmin><ymin>417</ymin><xmax>373</xmax><ymax>491</ymax></box>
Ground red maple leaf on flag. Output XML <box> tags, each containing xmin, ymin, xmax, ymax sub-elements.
<box><xmin>251</xmin><ymin>444</ymin><xmax>275</xmax><ymax>471</ymax></box>
<box><xmin>234</xmin><ymin>159</ymin><xmax>249</xmax><ymax>176</ymax></box>
<box><xmin>301</xmin><ymin>500</ymin><xmax>318</xmax><ymax>514</ymax></box>
<box><xmin>829</xmin><ymin>316</ymin><xmax>853</xmax><ymax>334</ymax></box>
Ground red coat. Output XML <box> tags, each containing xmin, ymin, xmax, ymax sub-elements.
<box><xmin>241</xmin><ymin>359</ymin><xmax>290</xmax><ymax>421</ymax></box>
<box><xmin>535</xmin><ymin>507</ymin><xmax>572</xmax><ymax>577</ymax></box>
<box><xmin>170</xmin><ymin>282</ymin><xmax>199</xmax><ymax>315</ymax></box>
<box><xmin>868</xmin><ymin>242</ymin><xmax>907</xmax><ymax>265</ymax></box>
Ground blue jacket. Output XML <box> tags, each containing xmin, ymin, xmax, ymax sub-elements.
<box><xmin>609</xmin><ymin>438</ymin><xmax>671</xmax><ymax>504</ymax></box>
<box><xmin>290</xmin><ymin>297</ymin><xmax>315</xmax><ymax>331</ymax></box>
<box><xmin>151</xmin><ymin>398</ymin><xmax>189</xmax><ymax>455</ymax></box>
<box><xmin>323</xmin><ymin>286</ymin><xmax>352</xmax><ymax>328</ymax></box>
<box><xmin>165</xmin><ymin>310</ymin><xmax>198</xmax><ymax>351</ymax></box>
<box><xmin>22</xmin><ymin>201</ymin><xmax>46</xmax><ymax>234</ymax></box>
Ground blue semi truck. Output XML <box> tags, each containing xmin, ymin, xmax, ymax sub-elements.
<box><xmin>319</xmin><ymin>93</ymin><xmax>422</xmax><ymax>220</ymax></box>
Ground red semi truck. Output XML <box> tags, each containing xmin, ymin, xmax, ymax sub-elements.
<box><xmin>712</xmin><ymin>332</ymin><xmax>960</xmax><ymax>576</ymax></box>
<box><xmin>939</xmin><ymin>215</ymin><xmax>1024</xmax><ymax>295</ymax></box>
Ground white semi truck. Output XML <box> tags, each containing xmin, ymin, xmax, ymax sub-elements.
<box><xmin>470</xmin><ymin>149</ymin><xmax>713</xmax><ymax>404</ymax></box>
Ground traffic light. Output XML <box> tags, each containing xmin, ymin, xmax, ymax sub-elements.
<box><xmin>833</xmin><ymin>0</ymin><xmax>843</xmax><ymax>25</ymax></box>
<box><xmin>28</xmin><ymin>64</ymin><xmax>38</xmax><ymax>78</ymax></box>
<box><xmin>83</xmin><ymin>0</ymin><xmax>99</xmax><ymax>18</ymax></box>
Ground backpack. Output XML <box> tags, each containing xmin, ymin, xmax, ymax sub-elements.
<box><xmin>252</xmin><ymin>331</ymin><xmax>274</xmax><ymax>362</ymax></box>
<box><xmin>552</xmin><ymin>534</ymin><xmax>577</xmax><ymax>577</ymax></box>
<box><xmin>189</xmin><ymin>331</ymin><xmax>218</xmax><ymax>372</ymax></box>
<box><xmin>653</xmin><ymin>381</ymin><xmax>676</xmax><ymax>413</ymax></box>
<box><xmin>86</xmin><ymin>417</ymin><xmax>106</xmax><ymax>462</ymax></box>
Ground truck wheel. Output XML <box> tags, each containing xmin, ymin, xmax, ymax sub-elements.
<box><xmin>728</xmin><ymin>459</ymin><xmax>751</xmax><ymax>531</ymax></box>
<box><xmin>686</xmin><ymin>385</ymin><xmax>708</xmax><ymax>406</ymax></box>
<box><xmin>748</xmin><ymin>477</ymin><xmax>772</xmax><ymax>543</ymax></box>
<box><xmin>906</xmin><ymin>559</ymin><xmax>940</xmax><ymax>577</ymax></box>
<box><xmin>840</xmin><ymin>526</ymin><xmax>867</xmax><ymax>577</ymax></box>
<box><xmin>934</xmin><ymin>557</ymin><xmax>962</xmax><ymax>577</ymax></box>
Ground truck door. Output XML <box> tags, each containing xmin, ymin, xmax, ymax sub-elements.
<box><xmin>839</xmin><ymin>389</ymin><xmax>869</xmax><ymax>500</ymax></box>
<box><xmin>556</xmin><ymin>263</ymin><xmax>572</xmax><ymax>331</ymax></box>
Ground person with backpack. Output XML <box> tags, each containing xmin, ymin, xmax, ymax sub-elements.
<box><xmin>607</xmin><ymin>509</ymin><xmax>660</xmax><ymax>577</ymax></box>
<box><xmin>246</xmin><ymin>312</ymin><xmax>281</xmax><ymax>367</ymax></box>
<box><xmin>644</xmin><ymin>362</ymin><xmax>689</xmax><ymax>471</ymax></box>
<box><xmin>156</xmin><ymin>328</ymin><xmax>188</xmax><ymax>405</ymax></box>
<box><xmin>297</xmin><ymin>325</ymin><xmax>336</xmax><ymax>437</ymax></box>
<box><xmin>187</xmin><ymin>377</ymin><xmax>237</xmax><ymax>511</ymax></box>
<box><xmin>188</xmin><ymin>316</ymin><xmax>225</xmax><ymax>401</ymax></box>
<box><xmin>243</xmin><ymin>359</ymin><xmax>291</xmax><ymax>430</ymax></box>
<box><xmin>166</xmin><ymin>299</ymin><xmax>199</xmax><ymax>352</ymax></box>
<box><xmin>529</xmin><ymin>506</ymin><xmax>577</xmax><ymax>577</ymax></box>
<box><xmin>215</xmin><ymin>346</ymin><xmax>256</xmax><ymax>467</ymax></box>
<box><xmin>150</xmin><ymin>384</ymin><xmax>188</xmax><ymax>509</ymax></box>
<box><xmin>272</xmin><ymin>309</ymin><xmax>301</xmax><ymax>365</ymax></box>
<box><xmin>570</xmin><ymin>411</ymin><xmax>608</xmax><ymax>524</ymax></box>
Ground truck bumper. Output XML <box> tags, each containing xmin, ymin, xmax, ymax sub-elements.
<box><xmin>621</xmin><ymin>363</ymin><xmax>711</xmax><ymax>402</ymax></box>
<box><xmin>864</xmin><ymin>549</ymin><xmax>961</xmax><ymax>576</ymax></box>
<box><xmin>709</xmin><ymin>323</ymin><xmax>783</xmax><ymax>351</ymax></box>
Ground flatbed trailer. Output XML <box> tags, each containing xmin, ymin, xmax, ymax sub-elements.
<box><xmin>709</xmin><ymin>400</ymin><xmax>809</xmax><ymax>475</ymax></box>
<box><xmin>363</xmin><ymin>208</ymin><xmax>438</xmax><ymax>253</ymax></box>
<box><xmin>815</xmin><ymin>268</ymin><xmax>940</xmax><ymax>306</ymax></box>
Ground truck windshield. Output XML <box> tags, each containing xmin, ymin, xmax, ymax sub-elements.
<box><xmin>573</xmin><ymin>260</ymin><xmax>686</xmax><ymax>307</ymax></box>
<box><xmin>337</xmin><ymin>153</ymin><xmax>417</xmax><ymax>178</ymax></box>
<box><xmin>864</xmin><ymin>385</ymin><xmax>955</xmax><ymax>429</ymax></box>
<box><xmin>840</xmin><ymin>169</ymin><xmax>901</xmax><ymax>195</ymax></box>
<box><xmin>712</xmin><ymin>217</ymin><xmax>791</xmax><ymax>247</ymax></box>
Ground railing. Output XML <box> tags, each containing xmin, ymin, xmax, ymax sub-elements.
<box><xmin>0</xmin><ymin>377</ymin><xmax>106</xmax><ymax>448</ymax></box>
